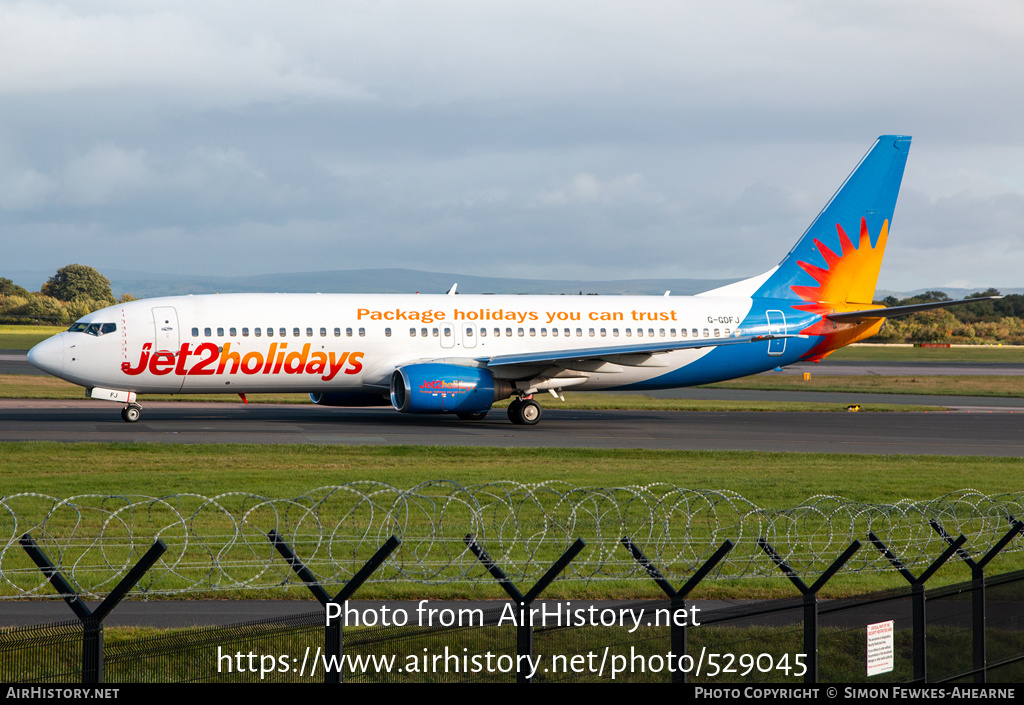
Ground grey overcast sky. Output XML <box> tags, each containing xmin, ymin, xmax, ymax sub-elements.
<box><xmin>3</xmin><ymin>1</ymin><xmax>1023</xmax><ymax>291</ymax></box>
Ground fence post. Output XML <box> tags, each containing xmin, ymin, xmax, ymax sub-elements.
<box><xmin>19</xmin><ymin>533</ymin><xmax>166</xmax><ymax>684</ymax></box>
<box><xmin>758</xmin><ymin>537</ymin><xmax>861</xmax><ymax>684</ymax></box>
<box><xmin>931</xmin><ymin>518</ymin><xmax>1024</xmax><ymax>683</ymax></box>
<box><xmin>464</xmin><ymin>534</ymin><xmax>585</xmax><ymax>683</ymax></box>
<box><xmin>269</xmin><ymin>530</ymin><xmax>400</xmax><ymax>684</ymax></box>
<box><xmin>868</xmin><ymin>530</ymin><xmax>966</xmax><ymax>682</ymax></box>
<box><xmin>620</xmin><ymin>537</ymin><xmax>733</xmax><ymax>683</ymax></box>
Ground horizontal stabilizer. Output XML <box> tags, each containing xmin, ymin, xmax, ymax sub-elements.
<box><xmin>826</xmin><ymin>296</ymin><xmax>1003</xmax><ymax>323</ymax></box>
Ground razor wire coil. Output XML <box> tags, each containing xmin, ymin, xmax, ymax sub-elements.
<box><xmin>0</xmin><ymin>483</ymin><xmax>1021</xmax><ymax>598</ymax></box>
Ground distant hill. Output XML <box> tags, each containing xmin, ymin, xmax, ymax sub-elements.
<box><xmin>8</xmin><ymin>268</ymin><xmax>1022</xmax><ymax>299</ymax></box>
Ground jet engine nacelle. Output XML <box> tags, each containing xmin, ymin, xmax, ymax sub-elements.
<box><xmin>309</xmin><ymin>392</ymin><xmax>390</xmax><ymax>407</ymax></box>
<box><xmin>390</xmin><ymin>363</ymin><xmax>513</xmax><ymax>414</ymax></box>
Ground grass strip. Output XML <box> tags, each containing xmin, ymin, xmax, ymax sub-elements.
<box><xmin>1</xmin><ymin>443</ymin><xmax>1022</xmax><ymax>599</ymax></box>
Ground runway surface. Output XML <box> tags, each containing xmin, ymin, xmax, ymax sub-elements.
<box><xmin>3</xmin><ymin>398</ymin><xmax>1023</xmax><ymax>455</ymax></box>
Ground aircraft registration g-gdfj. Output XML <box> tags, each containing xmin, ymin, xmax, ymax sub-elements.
<box><xmin>28</xmin><ymin>135</ymin><xmax>989</xmax><ymax>425</ymax></box>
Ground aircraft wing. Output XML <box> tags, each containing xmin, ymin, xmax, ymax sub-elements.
<box><xmin>826</xmin><ymin>296</ymin><xmax>1002</xmax><ymax>323</ymax></box>
<box><xmin>480</xmin><ymin>333</ymin><xmax>803</xmax><ymax>367</ymax></box>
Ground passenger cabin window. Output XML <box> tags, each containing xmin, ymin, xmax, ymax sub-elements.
<box><xmin>266</xmin><ymin>328</ymin><xmax>273</xmax><ymax>337</ymax></box>
<box><xmin>334</xmin><ymin>328</ymin><xmax>341</xmax><ymax>337</ymax></box>
<box><xmin>305</xmin><ymin>327</ymin><xmax>312</xmax><ymax>337</ymax></box>
<box><xmin>358</xmin><ymin>328</ymin><xmax>366</xmax><ymax>337</ymax></box>
<box><xmin>242</xmin><ymin>328</ymin><xmax>249</xmax><ymax>337</ymax></box>
<box><xmin>217</xmin><ymin>327</ymin><xmax>224</xmax><ymax>336</ymax></box>
<box><xmin>192</xmin><ymin>327</ymin><xmax>199</xmax><ymax>337</ymax></box>
<box><xmin>410</xmin><ymin>328</ymin><xmax>417</xmax><ymax>337</ymax></box>
<box><xmin>346</xmin><ymin>328</ymin><xmax>353</xmax><ymax>337</ymax></box>
<box><xmin>294</xmin><ymin>328</ymin><xmax>300</xmax><ymax>337</ymax></box>
<box><xmin>385</xmin><ymin>328</ymin><xmax>392</xmax><ymax>337</ymax></box>
<box><xmin>255</xmin><ymin>328</ymin><xmax>262</xmax><ymax>337</ymax></box>
<box><xmin>279</xmin><ymin>328</ymin><xmax>286</xmax><ymax>337</ymax></box>
<box><xmin>204</xmin><ymin>327</ymin><xmax>212</xmax><ymax>337</ymax></box>
<box><xmin>230</xmin><ymin>327</ymin><xmax>237</xmax><ymax>336</ymax></box>
<box><xmin>320</xmin><ymin>328</ymin><xmax>327</xmax><ymax>337</ymax></box>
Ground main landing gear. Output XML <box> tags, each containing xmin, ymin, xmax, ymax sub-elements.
<box><xmin>120</xmin><ymin>403</ymin><xmax>142</xmax><ymax>423</ymax></box>
<box><xmin>507</xmin><ymin>397</ymin><xmax>542</xmax><ymax>426</ymax></box>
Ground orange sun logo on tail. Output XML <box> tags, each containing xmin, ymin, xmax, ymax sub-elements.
<box><xmin>792</xmin><ymin>218</ymin><xmax>889</xmax><ymax>360</ymax></box>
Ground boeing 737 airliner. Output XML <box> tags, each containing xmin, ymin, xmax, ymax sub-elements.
<box><xmin>27</xmin><ymin>136</ymin><xmax>988</xmax><ymax>424</ymax></box>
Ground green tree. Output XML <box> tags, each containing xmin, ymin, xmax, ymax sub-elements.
<box><xmin>41</xmin><ymin>264</ymin><xmax>114</xmax><ymax>303</ymax></box>
<box><xmin>0</xmin><ymin>277</ymin><xmax>29</xmax><ymax>297</ymax></box>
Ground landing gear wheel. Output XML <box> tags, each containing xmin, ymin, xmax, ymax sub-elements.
<box><xmin>456</xmin><ymin>411</ymin><xmax>488</xmax><ymax>421</ymax></box>
<box><xmin>507</xmin><ymin>399</ymin><xmax>542</xmax><ymax>425</ymax></box>
<box><xmin>121</xmin><ymin>404</ymin><xmax>141</xmax><ymax>423</ymax></box>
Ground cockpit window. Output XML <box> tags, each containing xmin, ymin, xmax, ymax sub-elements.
<box><xmin>67</xmin><ymin>322</ymin><xmax>116</xmax><ymax>336</ymax></box>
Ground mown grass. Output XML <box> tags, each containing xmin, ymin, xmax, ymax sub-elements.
<box><xmin>0</xmin><ymin>326</ymin><xmax>61</xmax><ymax>350</ymax></box>
<box><xmin>1</xmin><ymin>444</ymin><xmax>1022</xmax><ymax>600</ymax></box>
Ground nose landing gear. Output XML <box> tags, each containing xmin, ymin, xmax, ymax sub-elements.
<box><xmin>121</xmin><ymin>404</ymin><xmax>142</xmax><ymax>423</ymax></box>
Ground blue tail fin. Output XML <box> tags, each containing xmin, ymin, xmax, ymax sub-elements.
<box><xmin>753</xmin><ymin>135</ymin><xmax>911</xmax><ymax>304</ymax></box>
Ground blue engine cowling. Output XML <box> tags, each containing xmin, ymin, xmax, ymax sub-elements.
<box><xmin>309</xmin><ymin>392</ymin><xmax>390</xmax><ymax>406</ymax></box>
<box><xmin>390</xmin><ymin>363</ymin><xmax>511</xmax><ymax>414</ymax></box>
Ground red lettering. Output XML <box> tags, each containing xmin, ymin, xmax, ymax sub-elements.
<box><xmin>345</xmin><ymin>351</ymin><xmax>364</xmax><ymax>375</ymax></box>
<box><xmin>241</xmin><ymin>351</ymin><xmax>264</xmax><ymax>374</ymax></box>
<box><xmin>121</xmin><ymin>344</ymin><xmax>151</xmax><ymax>376</ymax></box>
<box><xmin>263</xmin><ymin>343</ymin><xmax>278</xmax><ymax>373</ymax></box>
<box><xmin>174</xmin><ymin>343</ymin><xmax>192</xmax><ymax>375</ymax></box>
<box><xmin>322</xmin><ymin>352</ymin><xmax>350</xmax><ymax>381</ymax></box>
<box><xmin>217</xmin><ymin>343</ymin><xmax>240</xmax><ymax>374</ymax></box>
<box><xmin>305</xmin><ymin>351</ymin><xmax>327</xmax><ymax>376</ymax></box>
<box><xmin>284</xmin><ymin>344</ymin><xmax>310</xmax><ymax>374</ymax></box>
<box><xmin>188</xmin><ymin>343</ymin><xmax>219</xmax><ymax>375</ymax></box>
<box><xmin>149</xmin><ymin>351</ymin><xmax>175</xmax><ymax>375</ymax></box>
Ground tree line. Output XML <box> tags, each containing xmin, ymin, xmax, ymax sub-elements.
<box><xmin>0</xmin><ymin>264</ymin><xmax>134</xmax><ymax>325</ymax></box>
<box><xmin>871</xmin><ymin>289</ymin><xmax>1024</xmax><ymax>345</ymax></box>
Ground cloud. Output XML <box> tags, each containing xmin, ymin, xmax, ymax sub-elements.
<box><xmin>0</xmin><ymin>2</ymin><xmax>369</xmax><ymax>106</ymax></box>
<box><xmin>535</xmin><ymin>173</ymin><xmax>660</xmax><ymax>207</ymax></box>
<box><xmin>63</xmin><ymin>143</ymin><xmax>149</xmax><ymax>206</ymax></box>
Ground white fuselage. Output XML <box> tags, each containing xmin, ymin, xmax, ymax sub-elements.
<box><xmin>30</xmin><ymin>292</ymin><xmax>783</xmax><ymax>397</ymax></box>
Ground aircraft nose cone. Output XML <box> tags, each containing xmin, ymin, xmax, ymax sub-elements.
<box><xmin>27</xmin><ymin>335</ymin><xmax>64</xmax><ymax>376</ymax></box>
